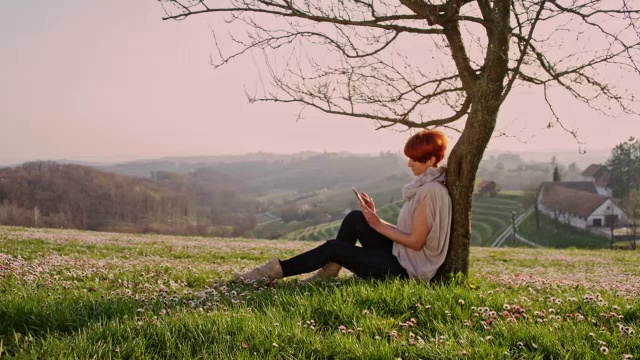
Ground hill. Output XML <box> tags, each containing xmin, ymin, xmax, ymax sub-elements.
<box><xmin>253</xmin><ymin>174</ymin><xmax>410</xmax><ymax>239</ymax></box>
<box><xmin>101</xmin><ymin>152</ymin><xmax>406</xmax><ymax>194</ymax></box>
<box><xmin>0</xmin><ymin>162</ymin><xmax>256</xmax><ymax>236</ymax></box>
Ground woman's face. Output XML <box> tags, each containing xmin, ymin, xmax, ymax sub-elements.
<box><xmin>407</xmin><ymin>157</ymin><xmax>434</xmax><ymax>176</ymax></box>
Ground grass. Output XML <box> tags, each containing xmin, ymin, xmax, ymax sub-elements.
<box><xmin>517</xmin><ymin>212</ymin><xmax>611</xmax><ymax>249</ymax></box>
<box><xmin>1</xmin><ymin>226</ymin><xmax>639</xmax><ymax>359</ymax></box>
<box><xmin>470</xmin><ymin>194</ymin><xmax>524</xmax><ymax>246</ymax></box>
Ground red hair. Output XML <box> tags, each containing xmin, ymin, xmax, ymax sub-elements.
<box><xmin>404</xmin><ymin>130</ymin><xmax>448</xmax><ymax>165</ymax></box>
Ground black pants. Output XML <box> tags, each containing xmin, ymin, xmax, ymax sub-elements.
<box><xmin>280</xmin><ymin>211</ymin><xmax>409</xmax><ymax>280</ymax></box>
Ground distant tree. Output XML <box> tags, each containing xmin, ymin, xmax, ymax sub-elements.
<box><xmin>567</xmin><ymin>162</ymin><xmax>578</xmax><ymax>173</ymax></box>
<box><xmin>161</xmin><ymin>0</ymin><xmax>640</xmax><ymax>278</ymax></box>
<box><xmin>623</xmin><ymin>190</ymin><xmax>640</xmax><ymax>250</ymax></box>
<box><xmin>607</xmin><ymin>204</ymin><xmax>619</xmax><ymax>250</ymax></box>
<box><xmin>552</xmin><ymin>166</ymin><xmax>561</xmax><ymax>182</ymax></box>
<box><xmin>565</xmin><ymin>162</ymin><xmax>581</xmax><ymax>181</ymax></box>
<box><xmin>0</xmin><ymin>162</ymin><xmax>257</xmax><ymax>236</ymax></box>
<box><xmin>496</xmin><ymin>153</ymin><xmax>524</xmax><ymax>168</ymax></box>
<box><xmin>607</xmin><ymin>137</ymin><xmax>640</xmax><ymax>199</ymax></box>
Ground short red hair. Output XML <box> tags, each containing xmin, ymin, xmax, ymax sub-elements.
<box><xmin>404</xmin><ymin>130</ymin><xmax>448</xmax><ymax>165</ymax></box>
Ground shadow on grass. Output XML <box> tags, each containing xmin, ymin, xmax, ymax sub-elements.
<box><xmin>0</xmin><ymin>293</ymin><xmax>152</xmax><ymax>356</ymax></box>
<box><xmin>0</xmin><ymin>276</ymin><xmax>460</xmax><ymax>357</ymax></box>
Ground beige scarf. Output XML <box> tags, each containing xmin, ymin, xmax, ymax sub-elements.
<box><xmin>401</xmin><ymin>167</ymin><xmax>447</xmax><ymax>201</ymax></box>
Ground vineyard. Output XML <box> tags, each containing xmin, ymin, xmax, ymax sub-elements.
<box><xmin>285</xmin><ymin>194</ymin><xmax>525</xmax><ymax>246</ymax></box>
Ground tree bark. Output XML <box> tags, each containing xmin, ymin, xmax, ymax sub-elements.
<box><xmin>432</xmin><ymin>0</ymin><xmax>510</xmax><ymax>280</ymax></box>
<box><xmin>434</xmin><ymin>83</ymin><xmax>503</xmax><ymax>280</ymax></box>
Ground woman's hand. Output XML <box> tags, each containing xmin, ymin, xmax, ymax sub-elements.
<box><xmin>360</xmin><ymin>192</ymin><xmax>376</xmax><ymax>213</ymax></box>
<box><xmin>360</xmin><ymin>199</ymin><xmax>382</xmax><ymax>230</ymax></box>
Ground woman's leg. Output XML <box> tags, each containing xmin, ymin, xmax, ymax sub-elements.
<box><xmin>280</xmin><ymin>240</ymin><xmax>407</xmax><ymax>280</ymax></box>
<box><xmin>235</xmin><ymin>210</ymin><xmax>401</xmax><ymax>283</ymax></box>
<box><xmin>335</xmin><ymin>210</ymin><xmax>394</xmax><ymax>252</ymax></box>
<box><xmin>280</xmin><ymin>210</ymin><xmax>405</xmax><ymax>279</ymax></box>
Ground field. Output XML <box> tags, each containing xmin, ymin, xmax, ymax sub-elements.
<box><xmin>254</xmin><ymin>176</ymin><xmax>409</xmax><ymax>239</ymax></box>
<box><xmin>285</xmin><ymin>195</ymin><xmax>525</xmax><ymax>246</ymax></box>
<box><xmin>517</xmin><ymin>212</ymin><xmax>611</xmax><ymax>249</ymax></box>
<box><xmin>1</xmin><ymin>226</ymin><xmax>639</xmax><ymax>359</ymax></box>
<box><xmin>469</xmin><ymin>195</ymin><xmax>524</xmax><ymax>246</ymax></box>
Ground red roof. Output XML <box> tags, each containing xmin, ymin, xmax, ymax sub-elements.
<box><xmin>478</xmin><ymin>180</ymin><xmax>496</xmax><ymax>189</ymax></box>
<box><xmin>581</xmin><ymin>164</ymin><xmax>605</xmax><ymax>177</ymax></box>
<box><xmin>539</xmin><ymin>181</ymin><xmax>597</xmax><ymax>194</ymax></box>
<box><xmin>539</xmin><ymin>183</ymin><xmax>608</xmax><ymax>218</ymax></box>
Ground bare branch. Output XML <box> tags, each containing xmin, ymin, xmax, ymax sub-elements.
<box><xmin>163</xmin><ymin>0</ymin><xmax>640</xmax><ymax>136</ymax></box>
<box><xmin>162</xmin><ymin>0</ymin><xmax>444</xmax><ymax>35</ymax></box>
<box><xmin>500</xmin><ymin>0</ymin><xmax>547</xmax><ymax>104</ymax></box>
<box><xmin>542</xmin><ymin>84</ymin><xmax>585</xmax><ymax>150</ymax></box>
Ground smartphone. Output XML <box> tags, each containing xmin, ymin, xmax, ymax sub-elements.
<box><xmin>352</xmin><ymin>187</ymin><xmax>364</xmax><ymax>203</ymax></box>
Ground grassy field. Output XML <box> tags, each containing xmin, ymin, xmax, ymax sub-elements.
<box><xmin>470</xmin><ymin>195</ymin><xmax>524</xmax><ymax>246</ymax></box>
<box><xmin>517</xmin><ymin>213</ymin><xmax>611</xmax><ymax>249</ymax></box>
<box><xmin>1</xmin><ymin>226</ymin><xmax>639</xmax><ymax>359</ymax></box>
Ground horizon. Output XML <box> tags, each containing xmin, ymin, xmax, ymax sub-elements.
<box><xmin>0</xmin><ymin>146</ymin><xmax>614</xmax><ymax>168</ymax></box>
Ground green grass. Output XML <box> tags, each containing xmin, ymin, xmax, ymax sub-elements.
<box><xmin>1</xmin><ymin>226</ymin><xmax>639</xmax><ymax>358</ymax></box>
<box><xmin>470</xmin><ymin>194</ymin><xmax>524</xmax><ymax>246</ymax></box>
<box><xmin>284</xmin><ymin>221</ymin><xmax>342</xmax><ymax>241</ymax></box>
<box><xmin>517</xmin><ymin>213</ymin><xmax>611</xmax><ymax>249</ymax></box>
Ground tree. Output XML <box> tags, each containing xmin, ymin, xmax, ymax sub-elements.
<box><xmin>565</xmin><ymin>162</ymin><xmax>580</xmax><ymax>181</ymax></box>
<box><xmin>607</xmin><ymin>137</ymin><xmax>640</xmax><ymax>199</ymax></box>
<box><xmin>160</xmin><ymin>0</ymin><xmax>640</xmax><ymax>279</ymax></box>
<box><xmin>623</xmin><ymin>190</ymin><xmax>639</xmax><ymax>250</ymax></box>
<box><xmin>552</xmin><ymin>166</ymin><xmax>561</xmax><ymax>182</ymax></box>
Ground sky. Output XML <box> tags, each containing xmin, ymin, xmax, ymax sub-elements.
<box><xmin>1</xmin><ymin>1</ymin><xmax>638</xmax><ymax>165</ymax></box>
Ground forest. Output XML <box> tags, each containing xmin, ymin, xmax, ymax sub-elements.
<box><xmin>0</xmin><ymin>161</ymin><xmax>256</xmax><ymax>236</ymax></box>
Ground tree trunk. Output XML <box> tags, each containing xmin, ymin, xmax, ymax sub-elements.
<box><xmin>433</xmin><ymin>84</ymin><xmax>503</xmax><ymax>280</ymax></box>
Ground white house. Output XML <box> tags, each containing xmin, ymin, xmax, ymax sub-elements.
<box><xmin>581</xmin><ymin>164</ymin><xmax>613</xmax><ymax>197</ymax></box>
<box><xmin>537</xmin><ymin>182</ymin><xmax>628</xmax><ymax>231</ymax></box>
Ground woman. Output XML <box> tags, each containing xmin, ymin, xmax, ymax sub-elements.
<box><xmin>234</xmin><ymin>130</ymin><xmax>452</xmax><ymax>283</ymax></box>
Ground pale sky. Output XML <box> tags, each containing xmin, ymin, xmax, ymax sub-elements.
<box><xmin>1</xmin><ymin>1</ymin><xmax>638</xmax><ymax>164</ymax></box>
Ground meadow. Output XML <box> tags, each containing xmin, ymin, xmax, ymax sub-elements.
<box><xmin>1</xmin><ymin>226</ymin><xmax>638</xmax><ymax>359</ymax></box>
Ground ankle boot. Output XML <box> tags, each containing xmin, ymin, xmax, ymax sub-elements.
<box><xmin>233</xmin><ymin>257</ymin><xmax>283</xmax><ymax>283</ymax></box>
<box><xmin>303</xmin><ymin>262</ymin><xmax>342</xmax><ymax>282</ymax></box>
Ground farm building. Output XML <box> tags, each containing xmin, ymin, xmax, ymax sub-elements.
<box><xmin>477</xmin><ymin>180</ymin><xmax>498</xmax><ymax>197</ymax></box>
<box><xmin>581</xmin><ymin>164</ymin><xmax>613</xmax><ymax>197</ymax></box>
<box><xmin>538</xmin><ymin>182</ymin><xmax>628</xmax><ymax>230</ymax></box>
<box><xmin>536</xmin><ymin>164</ymin><xmax>629</xmax><ymax>235</ymax></box>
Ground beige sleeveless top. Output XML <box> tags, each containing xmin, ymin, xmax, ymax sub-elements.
<box><xmin>392</xmin><ymin>182</ymin><xmax>452</xmax><ymax>281</ymax></box>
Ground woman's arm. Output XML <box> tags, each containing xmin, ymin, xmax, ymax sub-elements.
<box><xmin>360</xmin><ymin>192</ymin><xmax>396</xmax><ymax>229</ymax></box>
<box><xmin>360</xmin><ymin>197</ymin><xmax>429</xmax><ymax>251</ymax></box>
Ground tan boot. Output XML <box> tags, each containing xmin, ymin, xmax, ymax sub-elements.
<box><xmin>234</xmin><ymin>257</ymin><xmax>283</xmax><ymax>283</ymax></box>
<box><xmin>303</xmin><ymin>262</ymin><xmax>342</xmax><ymax>282</ymax></box>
